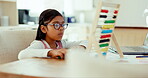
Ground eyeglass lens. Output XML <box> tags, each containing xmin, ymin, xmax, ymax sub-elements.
<box><xmin>54</xmin><ymin>24</ymin><xmax>68</xmax><ymax>30</ymax></box>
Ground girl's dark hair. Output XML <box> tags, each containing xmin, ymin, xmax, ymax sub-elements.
<box><xmin>35</xmin><ymin>9</ymin><xmax>63</xmax><ymax>40</ymax></box>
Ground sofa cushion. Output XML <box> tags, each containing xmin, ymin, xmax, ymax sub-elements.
<box><xmin>0</xmin><ymin>30</ymin><xmax>36</xmax><ymax>64</ymax></box>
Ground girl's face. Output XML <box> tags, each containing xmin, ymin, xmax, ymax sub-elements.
<box><xmin>41</xmin><ymin>16</ymin><xmax>65</xmax><ymax>41</ymax></box>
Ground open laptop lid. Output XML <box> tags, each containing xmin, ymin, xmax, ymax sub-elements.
<box><xmin>109</xmin><ymin>33</ymin><xmax>148</xmax><ymax>54</ymax></box>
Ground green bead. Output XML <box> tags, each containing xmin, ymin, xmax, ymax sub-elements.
<box><xmin>104</xmin><ymin>20</ymin><xmax>115</xmax><ymax>23</ymax></box>
<box><xmin>99</xmin><ymin>43</ymin><xmax>109</xmax><ymax>47</ymax></box>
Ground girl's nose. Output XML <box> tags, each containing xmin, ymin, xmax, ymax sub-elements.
<box><xmin>59</xmin><ymin>26</ymin><xmax>64</xmax><ymax>31</ymax></box>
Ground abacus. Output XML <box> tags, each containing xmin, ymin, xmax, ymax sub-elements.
<box><xmin>87</xmin><ymin>0</ymin><xmax>124</xmax><ymax>58</ymax></box>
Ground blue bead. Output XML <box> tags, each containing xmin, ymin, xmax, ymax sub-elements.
<box><xmin>102</xmin><ymin>52</ymin><xmax>107</xmax><ymax>56</ymax></box>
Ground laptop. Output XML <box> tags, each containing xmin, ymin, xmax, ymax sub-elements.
<box><xmin>109</xmin><ymin>33</ymin><xmax>148</xmax><ymax>55</ymax></box>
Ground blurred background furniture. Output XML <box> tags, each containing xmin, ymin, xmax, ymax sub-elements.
<box><xmin>0</xmin><ymin>30</ymin><xmax>36</xmax><ymax>64</ymax></box>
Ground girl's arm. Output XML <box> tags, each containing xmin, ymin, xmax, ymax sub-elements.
<box><xmin>47</xmin><ymin>48</ymin><xmax>67</xmax><ymax>59</ymax></box>
<box><xmin>18</xmin><ymin>40</ymin><xmax>53</xmax><ymax>60</ymax></box>
<box><xmin>61</xmin><ymin>40</ymin><xmax>88</xmax><ymax>49</ymax></box>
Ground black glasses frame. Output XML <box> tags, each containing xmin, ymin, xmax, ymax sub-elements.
<box><xmin>45</xmin><ymin>23</ymin><xmax>68</xmax><ymax>30</ymax></box>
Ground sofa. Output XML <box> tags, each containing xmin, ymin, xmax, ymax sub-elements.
<box><xmin>0</xmin><ymin>29</ymin><xmax>37</xmax><ymax>64</ymax></box>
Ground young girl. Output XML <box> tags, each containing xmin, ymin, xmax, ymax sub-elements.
<box><xmin>18</xmin><ymin>9</ymin><xmax>87</xmax><ymax>59</ymax></box>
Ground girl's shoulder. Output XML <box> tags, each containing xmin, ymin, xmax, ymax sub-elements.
<box><xmin>30</xmin><ymin>40</ymin><xmax>45</xmax><ymax>47</ymax></box>
<box><xmin>27</xmin><ymin>40</ymin><xmax>45</xmax><ymax>49</ymax></box>
<box><xmin>31</xmin><ymin>40</ymin><xmax>43</xmax><ymax>44</ymax></box>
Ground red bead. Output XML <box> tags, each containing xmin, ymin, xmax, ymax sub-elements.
<box><xmin>114</xmin><ymin>10</ymin><xmax>118</xmax><ymax>14</ymax></box>
<box><xmin>101</xmin><ymin>9</ymin><xmax>108</xmax><ymax>13</ymax></box>
<box><xmin>100</xmin><ymin>34</ymin><xmax>111</xmax><ymax>38</ymax></box>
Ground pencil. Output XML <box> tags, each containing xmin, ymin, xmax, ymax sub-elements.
<box><xmin>136</xmin><ymin>55</ymin><xmax>148</xmax><ymax>58</ymax></box>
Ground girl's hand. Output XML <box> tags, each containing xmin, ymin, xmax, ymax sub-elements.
<box><xmin>47</xmin><ymin>48</ymin><xmax>67</xmax><ymax>59</ymax></box>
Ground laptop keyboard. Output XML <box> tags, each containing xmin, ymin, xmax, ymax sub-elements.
<box><xmin>108</xmin><ymin>46</ymin><xmax>148</xmax><ymax>53</ymax></box>
<box><xmin>120</xmin><ymin>46</ymin><xmax>148</xmax><ymax>52</ymax></box>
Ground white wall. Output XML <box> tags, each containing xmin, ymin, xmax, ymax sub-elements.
<box><xmin>64</xmin><ymin>0</ymin><xmax>74</xmax><ymax>16</ymax></box>
<box><xmin>74</xmin><ymin>0</ymin><xmax>93</xmax><ymax>11</ymax></box>
<box><xmin>17</xmin><ymin>0</ymin><xmax>64</xmax><ymax>17</ymax></box>
<box><xmin>0</xmin><ymin>0</ymin><xmax>16</xmax><ymax>2</ymax></box>
<box><xmin>16</xmin><ymin>0</ymin><xmax>148</xmax><ymax>26</ymax></box>
<box><xmin>83</xmin><ymin>0</ymin><xmax>148</xmax><ymax>26</ymax></box>
<box><xmin>103</xmin><ymin>0</ymin><xmax>148</xmax><ymax>26</ymax></box>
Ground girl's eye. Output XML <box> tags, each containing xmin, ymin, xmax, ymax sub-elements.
<box><xmin>54</xmin><ymin>24</ymin><xmax>60</xmax><ymax>27</ymax></box>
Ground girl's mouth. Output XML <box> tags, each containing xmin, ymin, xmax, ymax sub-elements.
<box><xmin>58</xmin><ymin>33</ymin><xmax>63</xmax><ymax>37</ymax></box>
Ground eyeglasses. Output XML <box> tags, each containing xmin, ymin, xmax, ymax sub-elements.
<box><xmin>45</xmin><ymin>23</ymin><xmax>68</xmax><ymax>30</ymax></box>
